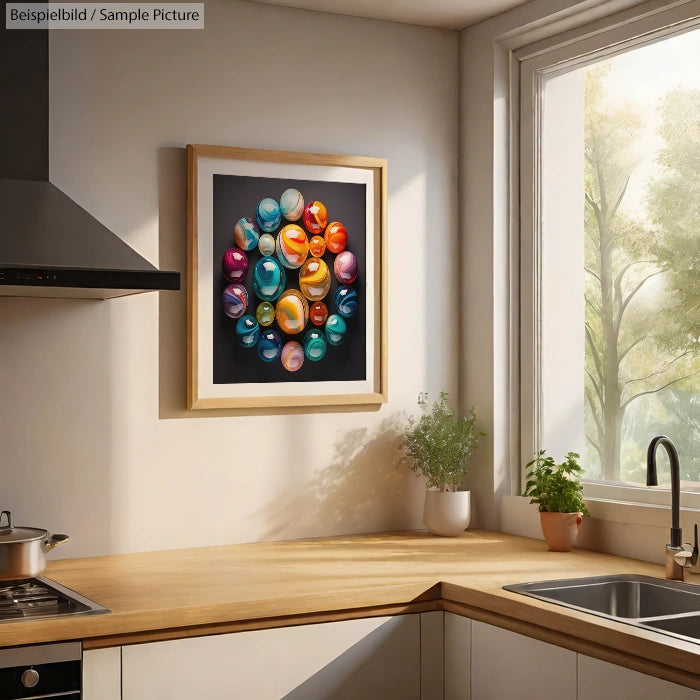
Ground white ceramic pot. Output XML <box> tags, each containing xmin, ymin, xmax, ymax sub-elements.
<box><xmin>423</xmin><ymin>490</ymin><xmax>471</xmax><ymax>537</ymax></box>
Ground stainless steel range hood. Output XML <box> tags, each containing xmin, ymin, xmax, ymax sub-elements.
<box><xmin>0</xmin><ymin>14</ymin><xmax>180</xmax><ymax>299</ymax></box>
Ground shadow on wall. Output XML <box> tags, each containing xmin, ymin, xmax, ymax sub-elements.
<box><xmin>157</xmin><ymin>146</ymin><xmax>188</xmax><ymax>419</ymax></box>
<box><xmin>253</xmin><ymin>414</ymin><xmax>425</xmax><ymax>540</ymax></box>
<box><xmin>281</xmin><ymin>616</ymin><xmax>420</xmax><ymax>700</ymax></box>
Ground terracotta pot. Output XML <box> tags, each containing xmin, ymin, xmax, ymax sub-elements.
<box><xmin>539</xmin><ymin>511</ymin><xmax>583</xmax><ymax>552</ymax></box>
<box><xmin>423</xmin><ymin>491</ymin><xmax>471</xmax><ymax>537</ymax></box>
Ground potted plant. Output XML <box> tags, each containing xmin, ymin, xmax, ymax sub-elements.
<box><xmin>401</xmin><ymin>391</ymin><xmax>483</xmax><ymax>536</ymax></box>
<box><xmin>523</xmin><ymin>450</ymin><xmax>589</xmax><ymax>551</ymax></box>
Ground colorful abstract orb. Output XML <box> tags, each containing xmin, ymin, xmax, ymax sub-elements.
<box><xmin>222</xmin><ymin>283</ymin><xmax>248</xmax><ymax>319</ymax></box>
<box><xmin>235</xmin><ymin>315</ymin><xmax>260</xmax><ymax>348</ymax></box>
<box><xmin>324</xmin><ymin>221</ymin><xmax>348</xmax><ymax>254</ymax></box>
<box><xmin>275</xmin><ymin>289</ymin><xmax>309</xmax><ymax>335</ymax></box>
<box><xmin>256</xmin><ymin>301</ymin><xmax>275</xmax><ymax>327</ymax></box>
<box><xmin>303</xmin><ymin>329</ymin><xmax>327</xmax><ymax>362</ymax></box>
<box><xmin>310</xmin><ymin>301</ymin><xmax>328</xmax><ymax>326</ymax></box>
<box><xmin>302</xmin><ymin>200</ymin><xmax>328</xmax><ymax>235</ymax></box>
<box><xmin>281</xmin><ymin>341</ymin><xmax>305</xmax><ymax>372</ymax></box>
<box><xmin>335</xmin><ymin>285</ymin><xmax>358</xmax><ymax>319</ymax></box>
<box><xmin>309</xmin><ymin>235</ymin><xmax>326</xmax><ymax>258</ymax></box>
<box><xmin>325</xmin><ymin>314</ymin><xmax>347</xmax><ymax>346</ymax></box>
<box><xmin>258</xmin><ymin>233</ymin><xmax>276</xmax><ymax>256</ymax></box>
<box><xmin>256</xmin><ymin>197</ymin><xmax>281</xmax><ymax>233</ymax></box>
<box><xmin>257</xmin><ymin>329</ymin><xmax>282</xmax><ymax>363</ymax></box>
<box><xmin>221</xmin><ymin>247</ymin><xmax>249</xmax><ymax>283</ymax></box>
<box><xmin>279</xmin><ymin>188</ymin><xmax>304</xmax><ymax>222</ymax></box>
<box><xmin>252</xmin><ymin>257</ymin><xmax>286</xmax><ymax>302</ymax></box>
<box><xmin>233</xmin><ymin>218</ymin><xmax>260</xmax><ymax>252</ymax></box>
<box><xmin>276</xmin><ymin>224</ymin><xmax>309</xmax><ymax>269</ymax></box>
<box><xmin>333</xmin><ymin>250</ymin><xmax>358</xmax><ymax>284</ymax></box>
<box><xmin>299</xmin><ymin>258</ymin><xmax>331</xmax><ymax>301</ymax></box>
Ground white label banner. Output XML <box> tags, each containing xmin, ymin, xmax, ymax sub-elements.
<box><xmin>6</xmin><ymin>3</ymin><xmax>204</xmax><ymax>29</ymax></box>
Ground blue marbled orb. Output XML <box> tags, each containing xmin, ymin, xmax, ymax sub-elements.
<box><xmin>324</xmin><ymin>314</ymin><xmax>347</xmax><ymax>346</ymax></box>
<box><xmin>233</xmin><ymin>217</ymin><xmax>260</xmax><ymax>252</ymax></box>
<box><xmin>252</xmin><ymin>257</ymin><xmax>286</xmax><ymax>302</ymax></box>
<box><xmin>257</xmin><ymin>329</ymin><xmax>282</xmax><ymax>363</ymax></box>
<box><xmin>235</xmin><ymin>315</ymin><xmax>260</xmax><ymax>348</ymax></box>
<box><xmin>256</xmin><ymin>197</ymin><xmax>281</xmax><ymax>233</ymax></box>
<box><xmin>303</xmin><ymin>328</ymin><xmax>327</xmax><ymax>362</ymax></box>
<box><xmin>335</xmin><ymin>286</ymin><xmax>358</xmax><ymax>319</ymax></box>
<box><xmin>279</xmin><ymin>188</ymin><xmax>304</xmax><ymax>222</ymax></box>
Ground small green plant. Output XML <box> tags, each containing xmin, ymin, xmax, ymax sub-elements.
<box><xmin>401</xmin><ymin>391</ymin><xmax>483</xmax><ymax>492</ymax></box>
<box><xmin>523</xmin><ymin>450</ymin><xmax>589</xmax><ymax>514</ymax></box>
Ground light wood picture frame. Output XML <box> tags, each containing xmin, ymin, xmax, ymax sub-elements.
<box><xmin>187</xmin><ymin>144</ymin><xmax>388</xmax><ymax>410</ymax></box>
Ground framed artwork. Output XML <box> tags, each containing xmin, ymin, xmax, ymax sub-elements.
<box><xmin>186</xmin><ymin>144</ymin><xmax>387</xmax><ymax>410</ymax></box>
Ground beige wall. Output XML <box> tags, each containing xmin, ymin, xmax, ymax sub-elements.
<box><xmin>0</xmin><ymin>0</ymin><xmax>459</xmax><ymax>557</ymax></box>
<box><xmin>3</xmin><ymin>0</ymin><xmax>681</xmax><ymax>566</ymax></box>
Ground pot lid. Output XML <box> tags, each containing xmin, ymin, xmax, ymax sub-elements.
<box><xmin>0</xmin><ymin>511</ymin><xmax>47</xmax><ymax>543</ymax></box>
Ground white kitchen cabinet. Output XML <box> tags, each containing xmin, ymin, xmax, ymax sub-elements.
<box><xmin>445</xmin><ymin>612</ymin><xmax>471</xmax><ymax>700</ymax></box>
<box><xmin>83</xmin><ymin>647</ymin><xmax>121</xmax><ymax>700</ymax></box>
<box><xmin>421</xmin><ymin>611</ymin><xmax>444</xmax><ymax>699</ymax></box>
<box><xmin>578</xmin><ymin>654</ymin><xmax>700</xmax><ymax>700</ymax></box>
<box><xmin>122</xmin><ymin>614</ymin><xmax>420</xmax><ymax>700</ymax></box>
<box><xmin>87</xmin><ymin>611</ymin><xmax>700</xmax><ymax>700</ymax></box>
<box><xmin>471</xmin><ymin>620</ymin><xmax>577</xmax><ymax>700</ymax></box>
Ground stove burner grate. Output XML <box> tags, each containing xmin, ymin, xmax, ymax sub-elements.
<box><xmin>0</xmin><ymin>577</ymin><xmax>109</xmax><ymax>621</ymax></box>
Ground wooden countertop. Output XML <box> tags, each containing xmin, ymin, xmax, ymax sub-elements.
<box><xmin>3</xmin><ymin>531</ymin><xmax>699</xmax><ymax>688</ymax></box>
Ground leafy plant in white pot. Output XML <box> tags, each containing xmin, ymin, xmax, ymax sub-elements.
<box><xmin>401</xmin><ymin>391</ymin><xmax>484</xmax><ymax>537</ymax></box>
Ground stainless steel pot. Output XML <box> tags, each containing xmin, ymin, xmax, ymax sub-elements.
<box><xmin>0</xmin><ymin>511</ymin><xmax>69</xmax><ymax>580</ymax></box>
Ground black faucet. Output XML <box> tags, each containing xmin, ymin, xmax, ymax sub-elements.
<box><xmin>646</xmin><ymin>435</ymin><xmax>698</xmax><ymax>580</ymax></box>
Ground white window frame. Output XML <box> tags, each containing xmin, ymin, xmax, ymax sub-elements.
<box><xmin>516</xmin><ymin>0</ymin><xmax>700</xmax><ymax>510</ymax></box>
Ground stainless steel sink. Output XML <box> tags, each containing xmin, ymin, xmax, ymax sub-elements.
<box><xmin>644</xmin><ymin>614</ymin><xmax>700</xmax><ymax>641</ymax></box>
<box><xmin>504</xmin><ymin>574</ymin><xmax>700</xmax><ymax>645</ymax></box>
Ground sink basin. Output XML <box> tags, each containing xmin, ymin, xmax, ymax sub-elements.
<box><xmin>504</xmin><ymin>574</ymin><xmax>700</xmax><ymax>645</ymax></box>
<box><xmin>504</xmin><ymin>574</ymin><xmax>700</xmax><ymax>618</ymax></box>
<box><xmin>643</xmin><ymin>614</ymin><xmax>700</xmax><ymax>641</ymax></box>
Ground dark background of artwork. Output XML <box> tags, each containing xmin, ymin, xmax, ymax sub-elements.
<box><xmin>212</xmin><ymin>174</ymin><xmax>367</xmax><ymax>385</ymax></box>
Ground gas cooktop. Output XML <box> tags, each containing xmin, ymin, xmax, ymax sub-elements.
<box><xmin>0</xmin><ymin>577</ymin><xmax>109</xmax><ymax>621</ymax></box>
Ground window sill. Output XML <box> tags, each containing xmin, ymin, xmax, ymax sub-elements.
<box><xmin>499</xmin><ymin>495</ymin><xmax>700</xmax><ymax>566</ymax></box>
<box><xmin>501</xmin><ymin>494</ymin><xmax>700</xmax><ymax>529</ymax></box>
<box><xmin>584</xmin><ymin>497</ymin><xmax>700</xmax><ymax>528</ymax></box>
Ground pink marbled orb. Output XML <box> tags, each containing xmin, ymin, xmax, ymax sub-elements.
<box><xmin>281</xmin><ymin>341</ymin><xmax>305</xmax><ymax>372</ymax></box>
<box><xmin>222</xmin><ymin>283</ymin><xmax>248</xmax><ymax>319</ymax></box>
<box><xmin>221</xmin><ymin>247</ymin><xmax>249</xmax><ymax>283</ymax></box>
<box><xmin>333</xmin><ymin>250</ymin><xmax>358</xmax><ymax>284</ymax></box>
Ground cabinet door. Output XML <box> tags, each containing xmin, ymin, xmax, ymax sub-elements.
<box><xmin>578</xmin><ymin>654</ymin><xmax>700</xmax><ymax>699</ymax></box>
<box><xmin>122</xmin><ymin>614</ymin><xmax>420</xmax><ymax>700</ymax></box>
<box><xmin>83</xmin><ymin>648</ymin><xmax>121</xmax><ymax>700</ymax></box>
<box><xmin>471</xmin><ymin>621</ymin><xmax>576</xmax><ymax>700</ymax></box>
<box><xmin>421</xmin><ymin>611</ymin><xmax>444</xmax><ymax>700</ymax></box>
<box><xmin>445</xmin><ymin>612</ymin><xmax>471</xmax><ymax>700</ymax></box>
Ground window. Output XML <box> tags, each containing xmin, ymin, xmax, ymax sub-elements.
<box><xmin>519</xmin><ymin>4</ymin><xmax>700</xmax><ymax>506</ymax></box>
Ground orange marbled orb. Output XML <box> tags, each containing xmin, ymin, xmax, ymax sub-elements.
<box><xmin>299</xmin><ymin>258</ymin><xmax>331</xmax><ymax>301</ymax></box>
<box><xmin>275</xmin><ymin>289</ymin><xmax>309</xmax><ymax>335</ymax></box>
<box><xmin>275</xmin><ymin>224</ymin><xmax>309</xmax><ymax>269</ymax></box>
<box><xmin>302</xmin><ymin>200</ymin><xmax>328</xmax><ymax>235</ymax></box>
<box><xmin>324</xmin><ymin>221</ymin><xmax>347</xmax><ymax>254</ymax></box>
<box><xmin>310</xmin><ymin>301</ymin><xmax>328</xmax><ymax>326</ymax></box>
<box><xmin>309</xmin><ymin>235</ymin><xmax>326</xmax><ymax>258</ymax></box>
